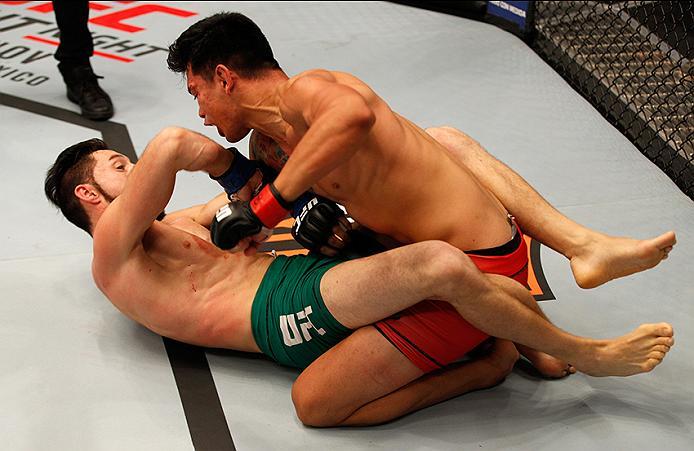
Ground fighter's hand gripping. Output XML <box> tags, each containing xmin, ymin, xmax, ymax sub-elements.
<box><xmin>210</xmin><ymin>199</ymin><xmax>272</xmax><ymax>253</ymax></box>
<box><xmin>291</xmin><ymin>193</ymin><xmax>352</xmax><ymax>257</ymax></box>
<box><xmin>210</xmin><ymin>183</ymin><xmax>290</xmax><ymax>253</ymax></box>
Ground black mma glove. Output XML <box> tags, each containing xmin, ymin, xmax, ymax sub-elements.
<box><xmin>291</xmin><ymin>193</ymin><xmax>351</xmax><ymax>256</ymax></box>
<box><xmin>211</xmin><ymin>180</ymin><xmax>295</xmax><ymax>251</ymax></box>
<box><xmin>210</xmin><ymin>199</ymin><xmax>272</xmax><ymax>251</ymax></box>
<box><xmin>290</xmin><ymin>193</ymin><xmax>391</xmax><ymax>258</ymax></box>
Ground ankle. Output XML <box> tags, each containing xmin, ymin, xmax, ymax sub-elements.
<box><xmin>573</xmin><ymin>338</ymin><xmax>609</xmax><ymax>367</ymax></box>
<box><xmin>565</xmin><ymin>231</ymin><xmax>602</xmax><ymax>260</ymax></box>
<box><xmin>58</xmin><ymin>60</ymin><xmax>91</xmax><ymax>75</ymax></box>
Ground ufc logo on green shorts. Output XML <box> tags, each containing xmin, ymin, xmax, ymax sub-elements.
<box><xmin>279</xmin><ymin>306</ymin><xmax>326</xmax><ymax>346</ymax></box>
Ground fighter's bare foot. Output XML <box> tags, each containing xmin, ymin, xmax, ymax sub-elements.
<box><xmin>574</xmin><ymin>323</ymin><xmax>674</xmax><ymax>377</ymax></box>
<box><xmin>516</xmin><ymin>345</ymin><xmax>576</xmax><ymax>378</ymax></box>
<box><xmin>570</xmin><ymin>231</ymin><xmax>676</xmax><ymax>289</ymax></box>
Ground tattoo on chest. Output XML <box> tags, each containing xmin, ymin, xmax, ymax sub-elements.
<box><xmin>250</xmin><ymin>132</ymin><xmax>289</xmax><ymax>172</ymax></box>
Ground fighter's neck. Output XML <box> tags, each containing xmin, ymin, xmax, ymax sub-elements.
<box><xmin>243</xmin><ymin>102</ymin><xmax>288</xmax><ymax>140</ymax></box>
<box><xmin>239</xmin><ymin>72</ymin><xmax>291</xmax><ymax>143</ymax></box>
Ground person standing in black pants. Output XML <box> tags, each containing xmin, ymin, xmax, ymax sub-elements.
<box><xmin>52</xmin><ymin>0</ymin><xmax>114</xmax><ymax>120</ymax></box>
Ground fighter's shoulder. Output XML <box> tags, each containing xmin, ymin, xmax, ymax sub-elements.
<box><xmin>92</xmin><ymin>201</ymin><xmax>126</xmax><ymax>263</ymax></box>
<box><xmin>284</xmin><ymin>70</ymin><xmax>376</xmax><ymax>104</ymax></box>
<box><xmin>281</xmin><ymin>70</ymin><xmax>336</xmax><ymax>98</ymax></box>
<box><xmin>292</xmin><ymin>69</ymin><xmax>338</xmax><ymax>83</ymax></box>
<box><xmin>92</xmin><ymin>202</ymin><xmax>148</xmax><ymax>285</ymax></box>
<box><xmin>287</xmin><ymin>69</ymin><xmax>371</xmax><ymax>88</ymax></box>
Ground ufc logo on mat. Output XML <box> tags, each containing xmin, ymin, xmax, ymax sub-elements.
<box><xmin>279</xmin><ymin>306</ymin><xmax>326</xmax><ymax>346</ymax></box>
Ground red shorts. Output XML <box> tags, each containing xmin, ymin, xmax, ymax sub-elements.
<box><xmin>373</xmin><ymin>223</ymin><xmax>529</xmax><ymax>373</ymax></box>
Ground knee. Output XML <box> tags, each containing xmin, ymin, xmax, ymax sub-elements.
<box><xmin>291</xmin><ymin>379</ymin><xmax>322</xmax><ymax>426</ymax></box>
<box><xmin>417</xmin><ymin>241</ymin><xmax>482</xmax><ymax>292</ymax></box>
<box><xmin>424</xmin><ymin>240</ymin><xmax>469</xmax><ymax>274</ymax></box>
<box><xmin>291</xmin><ymin>378</ymin><xmax>339</xmax><ymax>427</ymax></box>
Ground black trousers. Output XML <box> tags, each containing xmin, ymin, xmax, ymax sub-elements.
<box><xmin>52</xmin><ymin>0</ymin><xmax>92</xmax><ymax>66</ymax></box>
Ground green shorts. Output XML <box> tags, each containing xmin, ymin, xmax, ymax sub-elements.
<box><xmin>251</xmin><ymin>254</ymin><xmax>351</xmax><ymax>369</ymax></box>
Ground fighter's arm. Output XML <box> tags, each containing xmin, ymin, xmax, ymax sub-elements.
<box><xmin>93</xmin><ymin>127</ymin><xmax>232</xmax><ymax>265</ymax></box>
<box><xmin>272</xmin><ymin>72</ymin><xmax>375</xmax><ymax>201</ymax></box>
<box><xmin>153</xmin><ymin>137</ymin><xmax>270</xmax><ymax>231</ymax></box>
<box><xmin>160</xmin><ymin>192</ymin><xmax>229</xmax><ymax>228</ymax></box>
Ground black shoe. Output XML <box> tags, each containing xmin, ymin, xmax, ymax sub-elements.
<box><xmin>58</xmin><ymin>63</ymin><xmax>114</xmax><ymax>121</ymax></box>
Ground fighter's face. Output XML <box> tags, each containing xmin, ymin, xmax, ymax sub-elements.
<box><xmin>186</xmin><ymin>67</ymin><xmax>250</xmax><ymax>143</ymax></box>
<box><xmin>90</xmin><ymin>150</ymin><xmax>134</xmax><ymax>202</ymax></box>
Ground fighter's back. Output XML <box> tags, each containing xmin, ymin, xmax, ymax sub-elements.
<box><xmin>282</xmin><ymin>70</ymin><xmax>513</xmax><ymax>250</ymax></box>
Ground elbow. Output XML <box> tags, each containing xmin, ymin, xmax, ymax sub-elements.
<box><xmin>154</xmin><ymin>126</ymin><xmax>188</xmax><ymax>152</ymax></box>
<box><xmin>350</xmin><ymin>105</ymin><xmax>376</xmax><ymax>133</ymax></box>
<box><xmin>337</xmin><ymin>94</ymin><xmax>375</xmax><ymax>134</ymax></box>
<box><xmin>157</xmin><ymin>126</ymin><xmax>187</xmax><ymax>142</ymax></box>
<box><xmin>150</xmin><ymin>126</ymin><xmax>189</xmax><ymax>162</ymax></box>
<box><xmin>336</xmin><ymin>107</ymin><xmax>374</xmax><ymax>152</ymax></box>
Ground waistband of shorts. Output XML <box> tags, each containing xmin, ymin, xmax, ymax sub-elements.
<box><xmin>466</xmin><ymin>215</ymin><xmax>522</xmax><ymax>257</ymax></box>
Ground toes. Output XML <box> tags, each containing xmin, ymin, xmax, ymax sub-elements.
<box><xmin>639</xmin><ymin>323</ymin><xmax>673</xmax><ymax>337</ymax></box>
<box><xmin>662</xmin><ymin>245</ymin><xmax>673</xmax><ymax>260</ymax></box>
<box><xmin>648</xmin><ymin>351</ymin><xmax>666</xmax><ymax>360</ymax></box>
<box><xmin>655</xmin><ymin>323</ymin><xmax>674</xmax><ymax>337</ymax></box>
<box><xmin>562</xmin><ymin>364</ymin><xmax>578</xmax><ymax>377</ymax></box>
<box><xmin>652</xmin><ymin>344</ymin><xmax>670</xmax><ymax>353</ymax></box>
<box><xmin>655</xmin><ymin>336</ymin><xmax>675</xmax><ymax>347</ymax></box>
<box><xmin>649</xmin><ymin>357</ymin><xmax>663</xmax><ymax>368</ymax></box>
<box><xmin>667</xmin><ymin>231</ymin><xmax>677</xmax><ymax>246</ymax></box>
<box><xmin>654</xmin><ymin>231</ymin><xmax>677</xmax><ymax>248</ymax></box>
<box><xmin>642</xmin><ymin>358</ymin><xmax>660</xmax><ymax>372</ymax></box>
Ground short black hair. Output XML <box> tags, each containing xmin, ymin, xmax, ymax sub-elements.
<box><xmin>45</xmin><ymin>138</ymin><xmax>108</xmax><ymax>236</ymax></box>
<box><xmin>167</xmin><ymin>12</ymin><xmax>281</xmax><ymax>79</ymax></box>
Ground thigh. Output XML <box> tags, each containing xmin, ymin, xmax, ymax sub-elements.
<box><xmin>321</xmin><ymin>241</ymin><xmax>469</xmax><ymax>328</ymax></box>
<box><xmin>292</xmin><ymin>326</ymin><xmax>422</xmax><ymax>426</ymax></box>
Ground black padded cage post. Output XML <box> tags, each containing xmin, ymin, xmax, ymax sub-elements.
<box><xmin>531</xmin><ymin>1</ymin><xmax>694</xmax><ymax>200</ymax></box>
<box><xmin>485</xmin><ymin>1</ymin><xmax>537</xmax><ymax>41</ymax></box>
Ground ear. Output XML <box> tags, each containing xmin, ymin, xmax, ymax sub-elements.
<box><xmin>214</xmin><ymin>64</ymin><xmax>236</xmax><ymax>94</ymax></box>
<box><xmin>74</xmin><ymin>184</ymin><xmax>101</xmax><ymax>205</ymax></box>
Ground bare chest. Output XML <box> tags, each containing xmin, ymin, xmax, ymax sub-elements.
<box><xmin>142</xmin><ymin>224</ymin><xmax>226</xmax><ymax>268</ymax></box>
<box><xmin>251</xmin><ymin>127</ymin><xmax>301</xmax><ymax>173</ymax></box>
<box><xmin>251</xmin><ymin>128</ymin><xmax>373</xmax><ymax>203</ymax></box>
<box><xmin>101</xmin><ymin>227</ymin><xmax>265</xmax><ymax>350</ymax></box>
